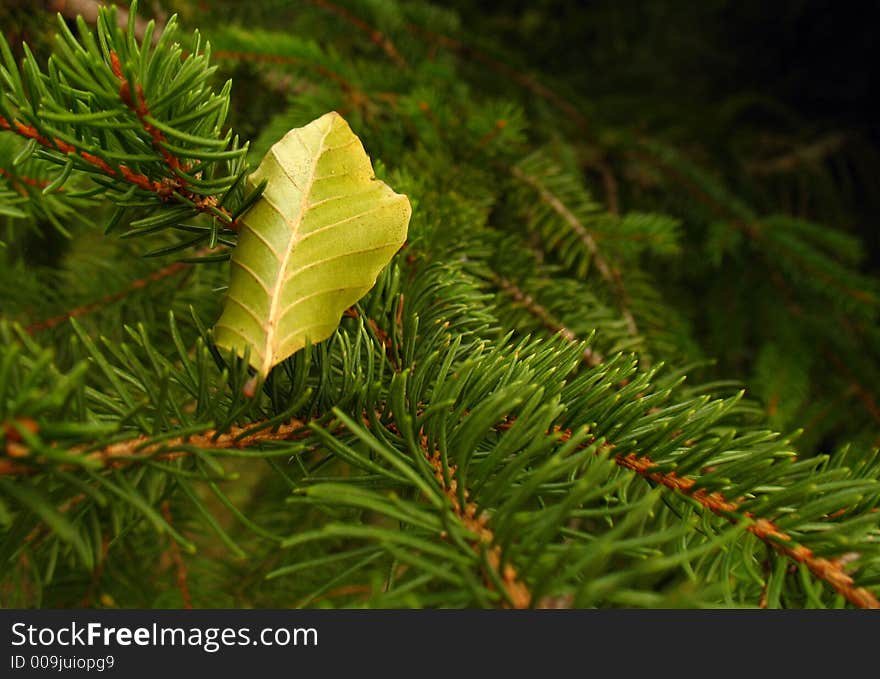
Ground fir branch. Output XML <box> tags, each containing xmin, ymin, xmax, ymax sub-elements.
<box><xmin>0</xmin><ymin>109</ymin><xmax>235</xmax><ymax>227</ymax></box>
<box><xmin>631</xmin><ymin>145</ymin><xmax>878</xmax><ymax>308</ymax></box>
<box><xmin>0</xmin><ymin>114</ymin><xmax>152</xmax><ymax>191</ymax></box>
<box><xmin>511</xmin><ymin>164</ymin><xmax>640</xmax><ymax>338</ymax></box>
<box><xmin>422</xmin><ymin>436</ymin><xmax>531</xmax><ymax>608</ymax></box>
<box><xmin>1</xmin><ymin>418</ymin><xmax>309</xmax><ymax>476</ymax></box>
<box><xmin>746</xmin><ymin>132</ymin><xmax>849</xmax><ymax>175</ymax></box>
<box><xmin>488</xmin><ymin>415</ymin><xmax>880</xmax><ymax>609</ymax></box>
<box><xmin>406</xmin><ymin>23</ymin><xmax>588</xmax><ymax>132</ymax></box>
<box><xmin>109</xmin><ymin>51</ymin><xmax>187</xmax><ymax>180</ymax></box>
<box><xmin>25</xmin><ymin>258</ymin><xmax>191</xmax><ymax>334</ymax></box>
<box><xmin>0</xmin><ymin>6</ymin><xmax>249</xmax><ymax>237</ymax></box>
<box><xmin>511</xmin><ymin>167</ymin><xmax>611</xmax><ymax>278</ymax></box>
<box><xmin>0</xmin><ymin>166</ymin><xmax>53</xmax><ymax>193</ymax></box>
<box><xmin>615</xmin><ymin>452</ymin><xmax>880</xmax><ymax>610</ymax></box>
<box><xmin>306</xmin><ymin>0</ymin><xmax>407</xmax><ymax>68</ymax></box>
<box><xmin>494</xmin><ymin>275</ymin><xmax>603</xmax><ymax>366</ymax></box>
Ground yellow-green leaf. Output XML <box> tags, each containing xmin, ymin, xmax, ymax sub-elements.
<box><xmin>213</xmin><ymin>111</ymin><xmax>411</xmax><ymax>377</ymax></box>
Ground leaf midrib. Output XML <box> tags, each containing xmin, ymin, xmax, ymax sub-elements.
<box><xmin>260</xmin><ymin>121</ymin><xmax>334</xmax><ymax>376</ymax></box>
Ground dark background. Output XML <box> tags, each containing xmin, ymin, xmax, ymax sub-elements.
<box><xmin>452</xmin><ymin>0</ymin><xmax>880</xmax><ymax>268</ymax></box>
<box><xmin>455</xmin><ymin>0</ymin><xmax>879</xmax><ymax>136</ymax></box>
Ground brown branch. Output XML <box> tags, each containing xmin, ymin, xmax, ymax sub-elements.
<box><xmin>620</xmin><ymin>451</ymin><xmax>879</xmax><ymax>609</ymax></box>
<box><xmin>494</xmin><ymin>420</ymin><xmax>879</xmax><ymax>608</ymax></box>
<box><xmin>0</xmin><ymin>166</ymin><xmax>54</xmax><ymax>195</ymax></box>
<box><xmin>631</xmin><ymin>147</ymin><xmax>877</xmax><ymax>307</ymax></box>
<box><xmin>25</xmin><ymin>257</ymin><xmax>193</xmax><ymax>334</ymax></box>
<box><xmin>495</xmin><ymin>275</ymin><xmax>603</xmax><ymax>366</ymax></box>
<box><xmin>421</xmin><ymin>435</ymin><xmax>531</xmax><ymax>608</ymax></box>
<box><xmin>0</xmin><ymin>114</ymin><xmax>151</xmax><ymax>189</ymax></box>
<box><xmin>1</xmin><ymin>418</ymin><xmax>309</xmax><ymax>477</ymax></box>
<box><xmin>1</xmin><ymin>52</ymin><xmax>235</xmax><ymax>227</ymax></box>
<box><xmin>511</xmin><ymin>165</ymin><xmax>640</xmax><ymax>339</ymax></box>
<box><xmin>572</xmin><ymin>430</ymin><xmax>878</xmax><ymax>608</ymax></box>
<box><xmin>0</xmin><ymin>113</ymin><xmax>233</xmax><ymax>225</ymax></box>
<box><xmin>746</xmin><ymin>132</ymin><xmax>848</xmax><ymax>175</ymax></box>
<box><xmin>407</xmin><ymin>24</ymin><xmax>588</xmax><ymax>133</ymax></box>
<box><xmin>108</xmin><ymin>51</ymin><xmax>233</xmax><ymax>224</ymax></box>
<box><xmin>161</xmin><ymin>501</ymin><xmax>193</xmax><ymax>609</ymax></box>
<box><xmin>306</xmin><ymin>0</ymin><xmax>407</xmax><ymax>68</ymax></box>
<box><xmin>212</xmin><ymin>50</ymin><xmax>372</xmax><ymax>112</ymax></box>
<box><xmin>110</xmin><ymin>51</ymin><xmax>184</xmax><ymax>176</ymax></box>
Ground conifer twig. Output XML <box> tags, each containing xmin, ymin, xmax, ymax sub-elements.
<box><xmin>0</xmin><ymin>166</ymin><xmax>53</xmax><ymax>194</ymax></box>
<box><xmin>616</xmin><ymin>452</ymin><xmax>880</xmax><ymax>609</ymax></box>
<box><xmin>24</xmin><ymin>244</ymin><xmax>226</xmax><ymax>334</ymax></box>
<box><xmin>746</xmin><ymin>132</ymin><xmax>848</xmax><ymax>175</ymax></box>
<box><xmin>421</xmin><ymin>435</ymin><xmax>531</xmax><ymax>608</ymax></box>
<box><xmin>110</xmin><ymin>50</ymin><xmax>235</xmax><ymax>224</ymax></box>
<box><xmin>495</xmin><ymin>275</ymin><xmax>603</xmax><ymax>366</ymax></box>
<box><xmin>511</xmin><ymin>165</ymin><xmax>640</xmax><ymax>338</ymax></box>
<box><xmin>0</xmin><ymin>115</ymin><xmax>150</xmax><ymax>189</ymax></box>
<box><xmin>531</xmin><ymin>424</ymin><xmax>880</xmax><ymax>609</ymax></box>
<box><xmin>110</xmin><ymin>51</ymin><xmax>187</xmax><ymax>179</ymax></box>
<box><xmin>0</xmin><ymin>113</ymin><xmax>236</xmax><ymax>226</ymax></box>
<box><xmin>406</xmin><ymin>23</ymin><xmax>588</xmax><ymax>133</ymax></box>
<box><xmin>26</xmin><ymin>259</ymin><xmax>191</xmax><ymax>334</ymax></box>
<box><xmin>305</xmin><ymin>0</ymin><xmax>407</xmax><ymax>68</ymax></box>
<box><xmin>486</xmin><ymin>419</ymin><xmax>880</xmax><ymax>608</ymax></box>
<box><xmin>0</xmin><ymin>418</ymin><xmax>309</xmax><ymax>476</ymax></box>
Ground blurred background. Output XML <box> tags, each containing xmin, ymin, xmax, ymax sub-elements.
<box><xmin>448</xmin><ymin>0</ymin><xmax>880</xmax><ymax>267</ymax></box>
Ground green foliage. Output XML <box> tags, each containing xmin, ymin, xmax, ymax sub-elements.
<box><xmin>0</xmin><ymin>1</ymin><xmax>878</xmax><ymax>610</ymax></box>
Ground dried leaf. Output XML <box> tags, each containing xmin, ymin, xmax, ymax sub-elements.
<box><xmin>213</xmin><ymin>111</ymin><xmax>410</xmax><ymax>377</ymax></box>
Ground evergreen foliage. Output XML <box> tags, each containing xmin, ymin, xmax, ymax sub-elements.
<box><xmin>0</xmin><ymin>1</ymin><xmax>878</xmax><ymax>609</ymax></box>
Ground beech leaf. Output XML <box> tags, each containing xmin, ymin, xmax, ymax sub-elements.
<box><xmin>213</xmin><ymin>111</ymin><xmax>411</xmax><ymax>377</ymax></box>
